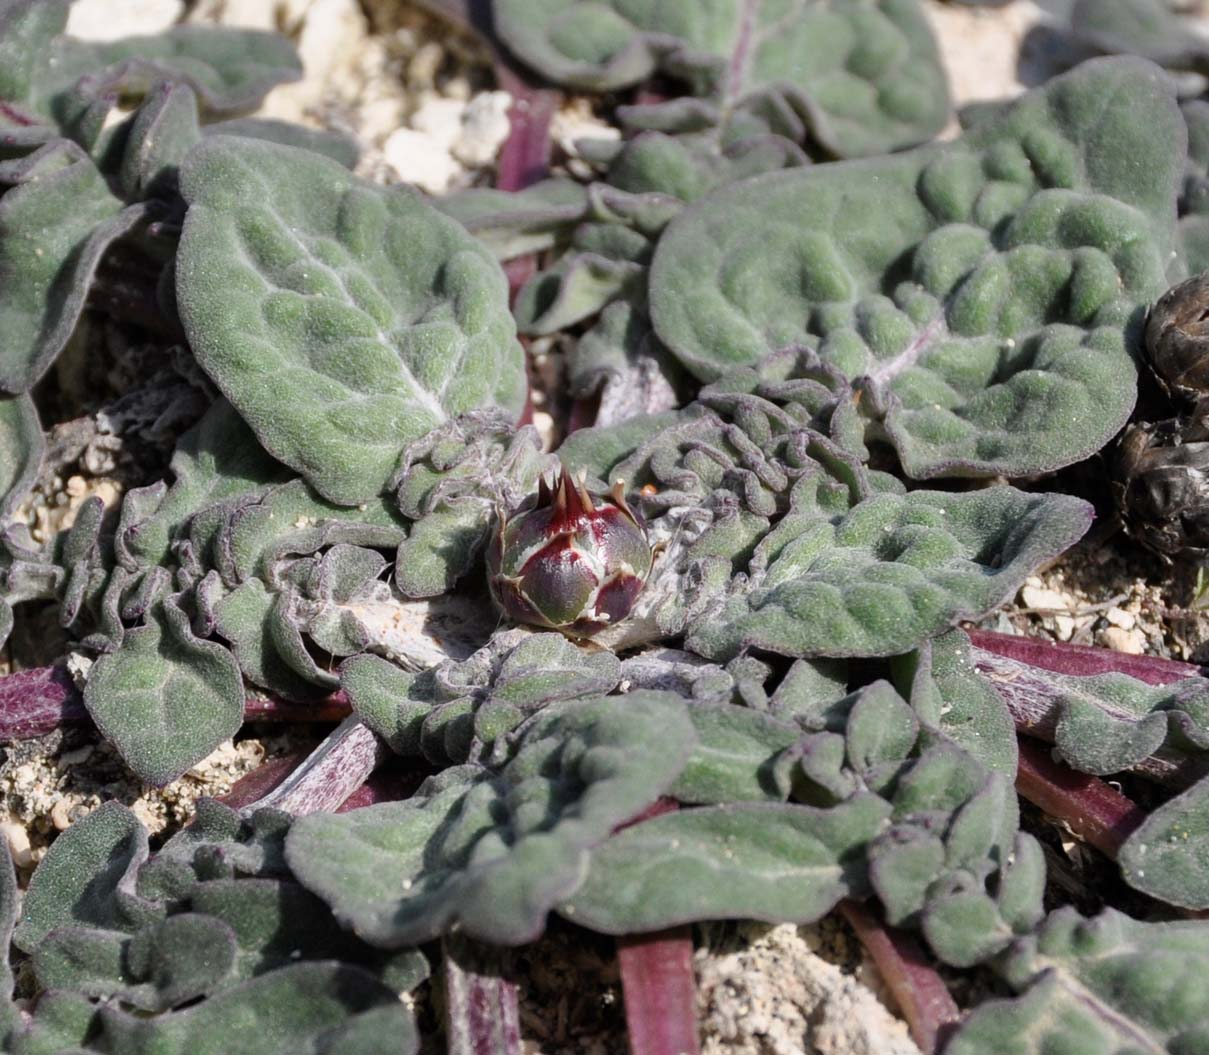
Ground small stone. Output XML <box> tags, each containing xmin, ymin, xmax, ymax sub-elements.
<box><xmin>411</xmin><ymin>94</ymin><xmax>467</xmax><ymax>151</ymax></box>
<box><xmin>1</xmin><ymin>818</ymin><xmax>33</xmax><ymax>868</ymax></box>
<box><xmin>67</xmin><ymin>0</ymin><xmax>182</xmax><ymax>40</ymax></box>
<box><xmin>454</xmin><ymin>91</ymin><xmax>512</xmax><ymax>167</ymax></box>
<box><xmin>382</xmin><ymin>128</ymin><xmax>462</xmax><ymax>194</ymax></box>
<box><xmin>1105</xmin><ymin>606</ymin><xmax>1136</xmax><ymax>630</ymax></box>
<box><xmin>1101</xmin><ymin>626</ymin><xmax>1146</xmax><ymax>655</ymax></box>
<box><xmin>51</xmin><ymin>800</ymin><xmax>72</xmax><ymax>832</ymax></box>
<box><xmin>1020</xmin><ymin>584</ymin><xmax>1069</xmax><ymax>611</ymax></box>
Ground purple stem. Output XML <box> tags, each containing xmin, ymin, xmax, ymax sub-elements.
<box><xmin>972</xmin><ymin>645</ymin><xmax>1208</xmax><ymax>789</ymax></box>
<box><xmin>837</xmin><ymin>900</ymin><xmax>959</xmax><ymax>1055</ymax></box>
<box><xmin>617</xmin><ymin>929</ymin><xmax>700</xmax><ymax>1055</ymax></box>
<box><xmin>1015</xmin><ymin>736</ymin><xmax>1147</xmax><ymax>859</ymax></box>
<box><xmin>218</xmin><ymin>751</ymin><xmax>307</xmax><ymax>809</ymax></box>
<box><xmin>442</xmin><ymin>934</ymin><xmax>523</xmax><ymax>1055</ymax></box>
<box><xmin>966</xmin><ymin>628</ymin><xmax>1204</xmax><ymax>685</ymax></box>
<box><xmin>246</xmin><ymin>717</ymin><xmax>386</xmax><ymax>815</ymax></box>
<box><xmin>611</xmin><ymin>798</ymin><xmax>700</xmax><ymax>1055</ymax></box>
<box><xmin>0</xmin><ymin>665</ymin><xmax>351</xmax><ymax>742</ymax></box>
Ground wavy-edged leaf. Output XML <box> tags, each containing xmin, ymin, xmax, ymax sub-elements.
<box><xmin>204</xmin><ymin>118</ymin><xmax>360</xmax><ymax>170</ymax></box>
<box><xmin>286</xmin><ymin>692</ymin><xmax>696</xmax><ymax>945</ymax></box>
<box><xmin>0</xmin><ymin>392</ymin><xmax>41</xmax><ymax>517</ymax></box>
<box><xmin>117</xmin><ymin>399</ymin><xmax>291</xmax><ymax>574</ymax></box>
<box><xmin>897</xmin><ymin>629</ymin><xmax>1018</xmax><ymax>780</ymax></box>
<box><xmin>13</xmin><ymin>802</ymin><xmax>159</xmax><ymax>952</ymax></box>
<box><xmin>494</xmin><ymin>0</ymin><xmax>950</xmax><ymax>158</ymax></box>
<box><xmin>436</xmin><ymin>177</ymin><xmax>589</xmax><ymax>260</ymax></box>
<box><xmin>33</xmin><ymin>914</ymin><xmax>238</xmax><ymax>1012</ymax></box>
<box><xmin>948</xmin><ymin>908</ymin><xmax>1209</xmax><ymax>1055</ymax></box>
<box><xmin>648</xmin><ymin>57</ymin><xmax>1182</xmax><ymax>478</ymax></box>
<box><xmin>1071</xmin><ymin>0</ymin><xmax>1209</xmax><ymax>74</ymax></box>
<box><xmin>15</xmin><ymin>963</ymin><xmax>418</xmax><ymax>1055</ymax></box>
<box><xmin>83</xmin><ymin>596</ymin><xmax>245</xmax><ymax>785</ymax></box>
<box><xmin>176</xmin><ymin>135</ymin><xmax>526</xmax><ymax>504</ymax></box>
<box><xmin>40</xmin><ymin>24</ymin><xmax>302</xmax><ymax>122</ymax></box>
<box><xmin>393</xmin><ymin>416</ymin><xmax>547</xmax><ymax>598</ymax></box>
<box><xmin>0</xmin><ymin>140</ymin><xmax>148</xmax><ymax>393</ymax></box>
<box><xmin>686</xmin><ymin>485</ymin><xmax>1091</xmax><ymax>660</ymax></box>
<box><xmin>561</xmin><ymin>795</ymin><xmax>890</xmax><ymax>933</ymax></box>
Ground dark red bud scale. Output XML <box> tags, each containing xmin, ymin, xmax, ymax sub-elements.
<box><xmin>487</xmin><ymin>466</ymin><xmax>653</xmax><ymax>636</ymax></box>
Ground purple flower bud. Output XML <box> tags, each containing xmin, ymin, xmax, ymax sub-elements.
<box><xmin>488</xmin><ymin>468</ymin><xmax>653</xmax><ymax>635</ymax></box>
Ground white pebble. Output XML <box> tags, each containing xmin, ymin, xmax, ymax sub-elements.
<box><xmin>382</xmin><ymin>128</ymin><xmax>462</xmax><ymax>194</ymax></box>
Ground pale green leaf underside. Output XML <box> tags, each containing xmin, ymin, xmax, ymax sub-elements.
<box><xmin>176</xmin><ymin>135</ymin><xmax>526</xmax><ymax>505</ymax></box>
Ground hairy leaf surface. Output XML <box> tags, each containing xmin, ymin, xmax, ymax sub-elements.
<box><xmin>176</xmin><ymin>136</ymin><xmax>526</xmax><ymax>504</ymax></box>
<box><xmin>648</xmin><ymin>58</ymin><xmax>1182</xmax><ymax>477</ymax></box>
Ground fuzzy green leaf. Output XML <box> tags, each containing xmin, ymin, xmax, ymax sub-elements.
<box><xmin>493</xmin><ymin>0</ymin><xmax>949</xmax><ymax>158</ymax></box>
<box><xmin>948</xmin><ymin>908</ymin><xmax>1209</xmax><ymax>1055</ymax></box>
<box><xmin>0</xmin><ymin>140</ymin><xmax>147</xmax><ymax>393</ymax></box>
<box><xmin>687</xmin><ymin>485</ymin><xmax>1091</xmax><ymax>660</ymax></box>
<box><xmin>1119</xmin><ymin>774</ymin><xmax>1209</xmax><ymax>909</ymax></box>
<box><xmin>648</xmin><ymin>58</ymin><xmax>1182</xmax><ymax>478</ymax></box>
<box><xmin>23</xmin><ymin>963</ymin><xmax>417</xmax><ymax>1055</ymax></box>
<box><xmin>0</xmin><ymin>393</ymin><xmax>41</xmax><ymax>517</ymax></box>
<box><xmin>176</xmin><ymin>135</ymin><xmax>526</xmax><ymax>504</ymax></box>
<box><xmin>83</xmin><ymin>596</ymin><xmax>245</xmax><ymax>785</ymax></box>
<box><xmin>562</xmin><ymin>795</ymin><xmax>890</xmax><ymax>933</ymax></box>
<box><xmin>671</xmin><ymin>703</ymin><xmax>800</xmax><ymax>804</ymax></box>
<box><xmin>286</xmin><ymin>692</ymin><xmax>696</xmax><ymax>945</ymax></box>
<box><xmin>14</xmin><ymin>802</ymin><xmax>159</xmax><ymax>952</ymax></box>
<box><xmin>0</xmin><ymin>0</ymin><xmax>68</xmax><ymax>103</ymax></box>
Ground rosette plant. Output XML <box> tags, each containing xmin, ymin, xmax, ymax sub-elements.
<box><xmin>6</xmin><ymin>2</ymin><xmax>1209</xmax><ymax>1053</ymax></box>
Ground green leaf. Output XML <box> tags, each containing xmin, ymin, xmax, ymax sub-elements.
<box><xmin>14</xmin><ymin>802</ymin><xmax>159</xmax><ymax>952</ymax></box>
<box><xmin>671</xmin><ymin>703</ymin><xmax>800</xmax><ymax>804</ymax></box>
<box><xmin>686</xmin><ymin>485</ymin><xmax>1091</xmax><ymax>660</ymax></box>
<box><xmin>204</xmin><ymin>118</ymin><xmax>360</xmax><ymax>170</ymax></box>
<box><xmin>648</xmin><ymin>57</ymin><xmax>1182</xmax><ymax>478</ymax></box>
<box><xmin>214</xmin><ymin>579</ymin><xmax>331</xmax><ymax>702</ymax></box>
<box><xmin>340</xmin><ymin>653</ymin><xmax>437</xmax><ymax>756</ymax></box>
<box><xmin>79</xmin><ymin>964</ymin><xmax>416</xmax><ymax>1055</ymax></box>
<box><xmin>393</xmin><ymin>416</ymin><xmax>547</xmax><ymax>597</ymax></box>
<box><xmin>436</xmin><ymin>178</ymin><xmax>589</xmax><ymax>260</ymax></box>
<box><xmin>286</xmin><ymin>692</ymin><xmax>697</xmax><ymax>945</ymax></box>
<box><xmin>0</xmin><ymin>835</ymin><xmax>17</xmax><ymax>1034</ymax></box>
<box><xmin>493</xmin><ymin>0</ymin><xmax>950</xmax><ymax>158</ymax></box>
<box><xmin>83</xmin><ymin>596</ymin><xmax>245</xmax><ymax>785</ymax></box>
<box><xmin>0</xmin><ymin>393</ymin><xmax>41</xmax><ymax>517</ymax></box>
<box><xmin>0</xmin><ymin>140</ymin><xmax>147</xmax><ymax>393</ymax></box>
<box><xmin>561</xmin><ymin>795</ymin><xmax>891</xmax><ymax>933</ymax></box>
<box><xmin>897</xmin><ymin>629</ymin><xmax>1018</xmax><ymax>780</ymax></box>
<box><xmin>176</xmin><ymin>135</ymin><xmax>526</xmax><ymax>504</ymax></box>
<box><xmin>948</xmin><ymin>908</ymin><xmax>1209</xmax><ymax>1055</ymax></box>
<box><xmin>1071</xmin><ymin>0</ymin><xmax>1209</xmax><ymax>73</ymax></box>
<box><xmin>0</xmin><ymin>0</ymin><xmax>68</xmax><ymax>102</ymax></box>
<box><xmin>117</xmin><ymin>81</ymin><xmax>201</xmax><ymax>200</ymax></box>
<box><xmin>33</xmin><ymin>915</ymin><xmax>238</xmax><ymax>1012</ymax></box>
<box><xmin>41</xmin><ymin>25</ymin><xmax>302</xmax><ymax>123</ymax></box>
<box><xmin>1119</xmin><ymin>774</ymin><xmax>1209</xmax><ymax>909</ymax></box>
